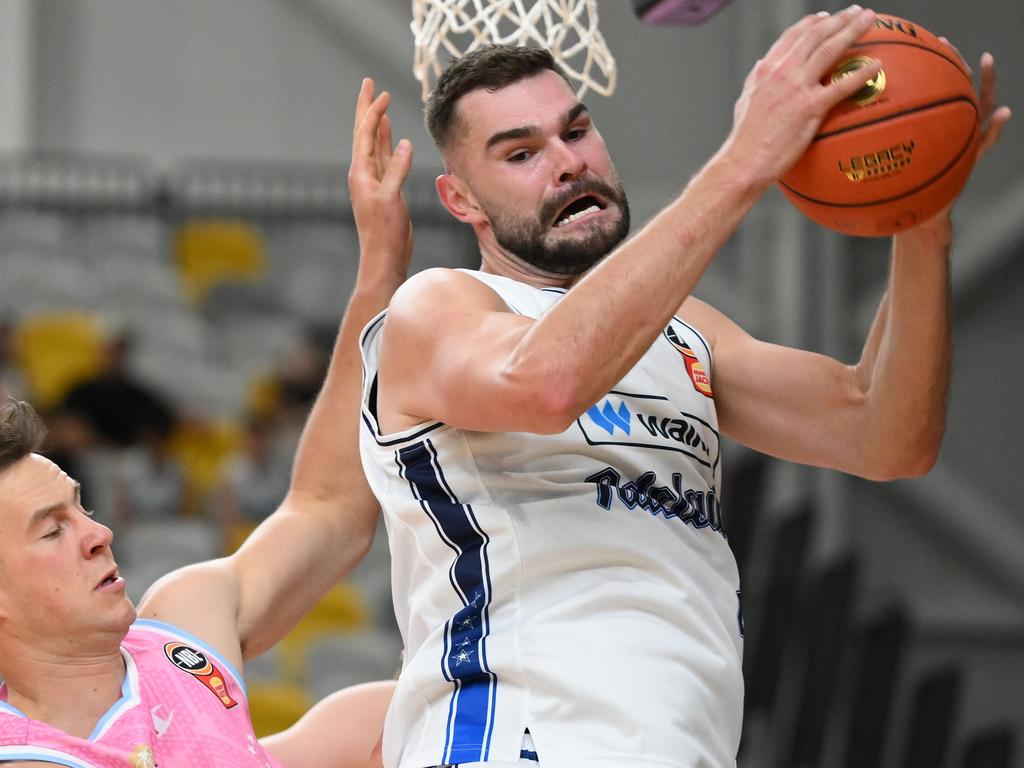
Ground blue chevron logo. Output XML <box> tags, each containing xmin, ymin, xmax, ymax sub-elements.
<box><xmin>586</xmin><ymin>399</ymin><xmax>632</xmax><ymax>436</ymax></box>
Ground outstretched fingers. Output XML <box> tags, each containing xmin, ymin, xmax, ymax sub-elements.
<box><xmin>976</xmin><ymin>52</ymin><xmax>1012</xmax><ymax>158</ymax></box>
<box><xmin>821</xmin><ymin>55</ymin><xmax>883</xmax><ymax>106</ymax></box>
<box><xmin>376</xmin><ymin>113</ymin><xmax>393</xmax><ymax>179</ymax></box>
<box><xmin>938</xmin><ymin>36</ymin><xmax>971</xmax><ymax>77</ymax></box>
<box><xmin>804</xmin><ymin>6</ymin><xmax>876</xmax><ymax>77</ymax></box>
<box><xmin>767</xmin><ymin>6</ymin><xmax>873</xmax><ymax>78</ymax></box>
<box><xmin>380</xmin><ymin>139</ymin><xmax>413</xmax><ymax>199</ymax></box>
<box><xmin>353</xmin><ymin>77</ymin><xmax>375</xmax><ymax>143</ymax></box>
<box><xmin>353</xmin><ymin>89</ymin><xmax>393</xmax><ymax>177</ymax></box>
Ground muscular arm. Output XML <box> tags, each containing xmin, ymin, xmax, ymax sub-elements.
<box><xmin>136</xmin><ymin>275</ymin><xmax>395</xmax><ymax>665</ymax></box>
<box><xmin>383</xmin><ymin>154</ymin><xmax>763</xmax><ymax>434</ymax></box>
<box><xmin>683</xmin><ymin>52</ymin><xmax>1010</xmax><ymax>481</ymax></box>
<box><xmin>684</xmin><ymin>224</ymin><xmax>950</xmax><ymax>481</ymax></box>
<box><xmin>382</xmin><ymin>9</ymin><xmax>881</xmax><ymax>435</ymax></box>
<box><xmin>137</xmin><ymin>79</ymin><xmax>411</xmax><ymax>667</ymax></box>
<box><xmin>260</xmin><ymin>681</ymin><xmax>395</xmax><ymax>768</ymax></box>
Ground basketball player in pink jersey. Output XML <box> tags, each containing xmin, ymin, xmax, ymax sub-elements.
<box><xmin>0</xmin><ymin>77</ymin><xmax>408</xmax><ymax>768</ymax></box>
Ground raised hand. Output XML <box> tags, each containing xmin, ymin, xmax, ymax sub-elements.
<box><xmin>725</xmin><ymin>5</ymin><xmax>881</xmax><ymax>186</ymax></box>
<box><xmin>348</xmin><ymin>77</ymin><xmax>414</xmax><ymax>290</ymax></box>
<box><xmin>902</xmin><ymin>50</ymin><xmax>1012</xmax><ymax>240</ymax></box>
<box><xmin>973</xmin><ymin>52</ymin><xmax>1012</xmax><ymax>160</ymax></box>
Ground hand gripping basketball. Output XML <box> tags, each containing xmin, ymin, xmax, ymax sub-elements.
<box><xmin>777</xmin><ymin>14</ymin><xmax>1005</xmax><ymax>236</ymax></box>
<box><xmin>725</xmin><ymin>6</ymin><xmax>882</xmax><ymax>188</ymax></box>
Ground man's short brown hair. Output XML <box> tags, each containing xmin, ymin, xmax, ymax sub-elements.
<box><xmin>0</xmin><ymin>398</ymin><xmax>47</xmax><ymax>474</ymax></box>
<box><xmin>425</xmin><ymin>44</ymin><xmax>569</xmax><ymax>151</ymax></box>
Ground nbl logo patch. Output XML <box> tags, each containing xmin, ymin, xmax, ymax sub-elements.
<box><xmin>164</xmin><ymin>642</ymin><xmax>238</xmax><ymax>709</ymax></box>
<box><xmin>664</xmin><ymin>325</ymin><xmax>713</xmax><ymax>398</ymax></box>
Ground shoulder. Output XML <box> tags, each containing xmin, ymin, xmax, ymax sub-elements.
<box><xmin>135</xmin><ymin>559</ymin><xmax>243</xmax><ymax>667</ymax></box>
<box><xmin>388</xmin><ymin>268</ymin><xmax>510</xmax><ymax>321</ymax></box>
<box><xmin>676</xmin><ymin>295</ymin><xmax>751</xmax><ymax>356</ymax></box>
<box><xmin>677</xmin><ymin>296</ymin><xmax>722</xmax><ymax>350</ymax></box>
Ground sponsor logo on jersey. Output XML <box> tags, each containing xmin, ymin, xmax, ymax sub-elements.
<box><xmin>579</xmin><ymin>392</ymin><xmax>720</xmax><ymax>481</ymax></box>
<box><xmin>586</xmin><ymin>399</ymin><xmax>631</xmax><ymax>435</ymax></box>
<box><xmin>664</xmin><ymin>325</ymin><xmax>713</xmax><ymax>398</ymax></box>
<box><xmin>164</xmin><ymin>642</ymin><xmax>238</xmax><ymax>709</ymax></box>
<box><xmin>584</xmin><ymin>466</ymin><xmax>725</xmax><ymax>538</ymax></box>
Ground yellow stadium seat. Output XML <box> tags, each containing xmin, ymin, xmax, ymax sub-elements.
<box><xmin>244</xmin><ymin>373</ymin><xmax>280</xmax><ymax>422</ymax></box>
<box><xmin>224</xmin><ymin>520</ymin><xmax>258</xmax><ymax>556</ymax></box>
<box><xmin>246</xmin><ymin>680</ymin><xmax>312</xmax><ymax>738</ymax></box>
<box><xmin>14</xmin><ymin>311</ymin><xmax>105</xmax><ymax>410</ymax></box>
<box><xmin>276</xmin><ymin>582</ymin><xmax>370</xmax><ymax>681</ymax></box>
<box><xmin>167</xmin><ymin>417</ymin><xmax>243</xmax><ymax>516</ymax></box>
<box><xmin>173</xmin><ymin>219</ymin><xmax>267</xmax><ymax>304</ymax></box>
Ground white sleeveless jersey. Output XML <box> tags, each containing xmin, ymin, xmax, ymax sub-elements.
<box><xmin>360</xmin><ymin>270</ymin><xmax>743</xmax><ymax>768</ymax></box>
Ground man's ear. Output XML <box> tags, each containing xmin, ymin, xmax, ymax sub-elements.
<box><xmin>436</xmin><ymin>174</ymin><xmax>487</xmax><ymax>225</ymax></box>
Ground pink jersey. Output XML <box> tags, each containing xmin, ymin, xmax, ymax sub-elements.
<box><xmin>0</xmin><ymin>619</ymin><xmax>283</xmax><ymax>768</ymax></box>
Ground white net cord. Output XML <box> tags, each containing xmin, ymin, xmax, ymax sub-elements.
<box><xmin>411</xmin><ymin>0</ymin><xmax>617</xmax><ymax>101</ymax></box>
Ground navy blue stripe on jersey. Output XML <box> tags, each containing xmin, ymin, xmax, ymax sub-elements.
<box><xmin>358</xmin><ymin>309</ymin><xmax>387</xmax><ymax>347</ymax></box>
<box><xmin>363</xmin><ymin>410</ymin><xmax>446</xmax><ymax>447</ymax></box>
<box><xmin>396</xmin><ymin>440</ymin><xmax>498</xmax><ymax>765</ymax></box>
<box><xmin>359</xmin><ymin>309</ymin><xmax>446</xmax><ymax>447</ymax></box>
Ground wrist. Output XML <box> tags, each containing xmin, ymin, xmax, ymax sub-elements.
<box><xmin>894</xmin><ymin>215</ymin><xmax>954</xmax><ymax>253</ymax></box>
<box><xmin>707</xmin><ymin>139</ymin><xmax>774</xmax><ymax>204</ymax></box>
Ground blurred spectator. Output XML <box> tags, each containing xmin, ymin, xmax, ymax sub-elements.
<box><xmin>0</xmin><ymin>320</ymin><xmax>27</xmax><ymax>401</ymax></box>
<box><xmin>112</xmin><ymin>424</ymin><xmax>191</xmax><ymax>529</ymax></box>
<box><xmin>274</xmin><ymin>326</ymin><xmax>332</xmax><ymax>446</ymax></box>
<box><xmin>60</xmin><ymin>329</ymin><xmax>176</xmax><ymax>448</ymax></box>
<box><xmin>214</xmin><ymin>413</ymin><xmax>292</xmax><ymax>552</ymax></box>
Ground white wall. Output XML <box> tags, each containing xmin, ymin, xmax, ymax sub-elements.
<box><xmin>28</xmin><ymin>1</ymin><xmax>1024</xmax><ymax>219</ymax></box>
<box><xmin>32</xmin><ymin>0</ymin><xmax>429</xmax><ymax>170</ymax></box>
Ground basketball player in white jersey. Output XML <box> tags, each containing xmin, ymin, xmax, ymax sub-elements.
<box><xmin>357</xmin><ymin>7</ymin><xmax>1010</xmax><ymax>768</ymax></box>
<box><xmin>0</xmin><ymin>78</ymin><xmax>409</xmax><ymax>768</ymax></box>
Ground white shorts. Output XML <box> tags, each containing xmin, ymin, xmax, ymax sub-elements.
<box><xmin>429</xmin><ymin>731</ymin><xmax>539</xmax><ymax>767</ymax></box>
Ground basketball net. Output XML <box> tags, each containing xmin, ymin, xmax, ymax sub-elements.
<box><xmin>411</xmin><ymin>0</ymin><xmax>617</xmax><ymax>101</ymax></box>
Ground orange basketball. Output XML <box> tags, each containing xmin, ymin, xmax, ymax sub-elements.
<box><xmin>778</xmin><ymin>14</ymin><xmax>980</xmax><ymax>237</ymax></box>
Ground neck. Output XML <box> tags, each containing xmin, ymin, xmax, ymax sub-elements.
<box><xmin>1</xmin><ymin>632</ymin><xmax>127</xmax><ymax>739</ymax></box>
<box><xmin>477</xmin><ymin>237</ymin><xmax>583</xmax><ymax>290</ymax></box>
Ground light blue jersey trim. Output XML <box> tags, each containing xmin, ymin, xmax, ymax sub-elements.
<box><xmin>0</xmin><ymin>745</ymin><xmax>97</xmax><ymax>766</ymax></box>
<box><xmin>131</xmin><ymin>618</ymin><xmax>248</xmax><ymax>698</ymax></box>
<box><xmin>0</xmin><ymin>657</ymin><xmax>140</xmax><ymax>744</ymax></box>
<box><xmin>0</xmin><ymin>697</ymin><xmax>27</xmax><ymax>718</ymax></box>
<box><xmin>86</xmin><ymin>648</ymin><xmax>139</xmax><ymax>741</ymax></box>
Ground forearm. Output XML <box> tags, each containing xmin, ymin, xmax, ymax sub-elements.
<box><xmin>506</xmin><ymin>147</ymin><xmax>767</xmax><ymax>421</ymax></box>
<box><xmin>232</xmin><ymin>274</ymin><xmax>398</xmax><ymax>657</ymax></box>
<box><xmin>290</xmin><ymin>275</ymin><xmax>399</xmax><ymax>508</ymax></box>
<box><xmin>261</xmin><ymin>681</ymin><xmax>394</xmax><ymax>768</ymax></box>
<box><xmin>857</xmin><ymin>227</ymin><xmax>951</xmax><ymax>475</ymax></box>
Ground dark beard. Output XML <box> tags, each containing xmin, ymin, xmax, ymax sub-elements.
<box><xmin>488</xmin><ymin>179</ymin><xmax>631</xmax><ymax>277</ymax></box>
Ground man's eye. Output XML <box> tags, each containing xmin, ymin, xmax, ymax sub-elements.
<box><xmin>566</xmin><ymin>128</ymin><xmax>586</xmax><ymax>141</ymax></box>
<box><xmin>506</xmin><ymin>151</ymin><xmax>531</xmax><ymax>163</ymax></box>
<box><xmin>43</xmin><ymin>525</ymin><xmax>62</xmax><ymax>539</ymax></box>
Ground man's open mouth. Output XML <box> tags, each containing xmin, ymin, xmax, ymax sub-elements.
<box><xmin>96</xmin><ymin>567</ymin><xmax>120</xmax><ymax>589</ymax></box>
<box><xmin>553</xmin><ymin>195</ymin><xmax>606</xmax><ymax>228</ymax></box>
